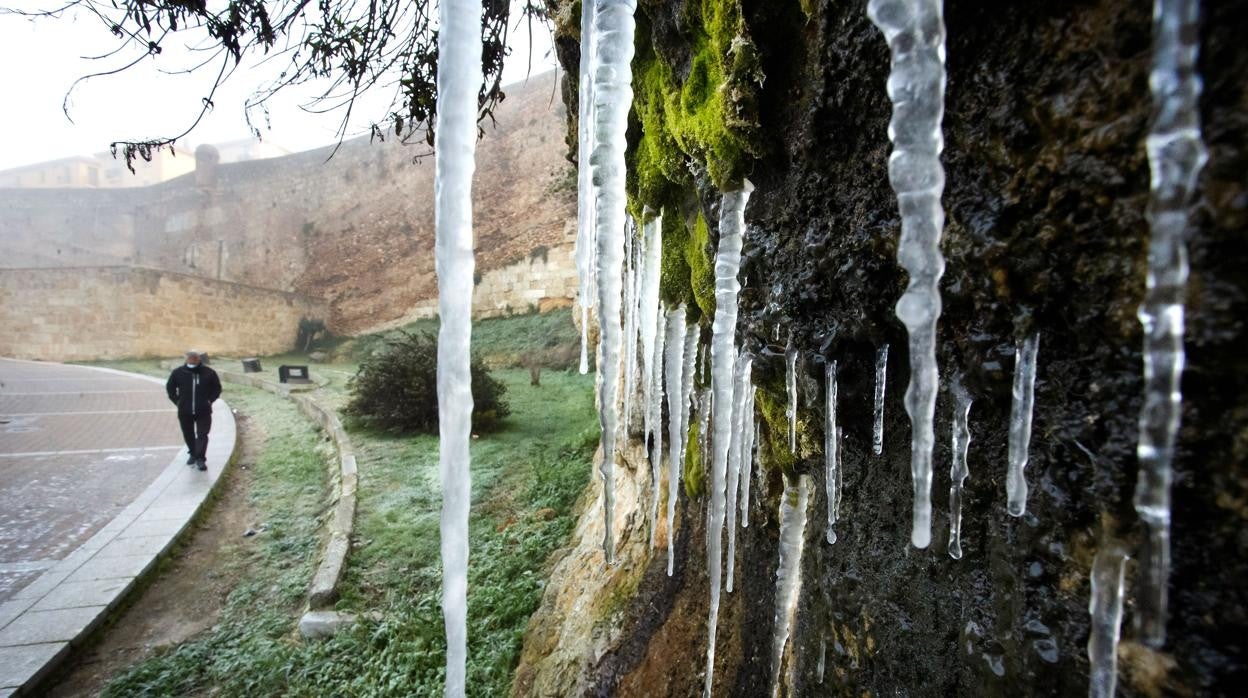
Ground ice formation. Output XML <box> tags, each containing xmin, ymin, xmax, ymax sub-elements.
<box><xmin>1006</xmin><ymin>333</ymin><xmax>1040</xmax><ymax>517</ymax></box>
<box><xmin>432</xmin><ymin>0</ymin><xmax>481</xmax><ymax>692</ymax></box>
<box><xmin>589</xmin><ymin>0</ymin><xmax>637</xmax><ymax>565</ymax></box>
<box><xmin>948</xmin><ymin>377</ymin><xmax>972</xmax><ymax>560</ymax></box>
<box><xmin>1088</xmin><ymin>545</ymin><xmax>1129</xmax><ymax>698</ymax></box>
<box><xmin>741</xmin><ymin>406</ymin><xmax>758</xmax><ymax>528</ymax></box>
<box><xmin>664</xmin><ymin>307</ymin><xmax>689</xmax><ymax>575</ymax></box>
<box><xmin>873</xmin><ymin>344</ymin><xmax>889</xmax><ymax>456</ymax></box>
<box><xmin>726</xmin><ymin>353</ymin><xmax>753</xmax><ymax>592</ymax></box>
<box><xmin>785</xmin><ymin>338</ymin><xmax>798</xmax><ymax>454</ymax></box>
<box><xmin>817</xmin><ymin>634</ymin><xmax>827</xmax><ymax>684</ymax></box>
<box><xmin>825</xmin><ymin>360</ymin><xmax>840</xmax><ymax>544</ymax></box>
<box><xmin>868</xmin><ymin>0</ymin><xmax>947</xmax><ymax>550</ymax></box>
<box><xmin>771</xmin><ymin>475</ymin><xmax>811</xmax><ymax>698</ymax></box>
<box><xmin>622</xmin><ymin>227</ymin><xmax>639</xmax><ymax>433</ymax></box>
<box><xmin>639</xmin><ymin>213</ymin><xmax>665</xmax><ymax>547</ymax></box>
<box><xmin>639</xmin><ymin>212</ymin><xmax>664</xmax><ymax>438</ymax></box>
<box><xmin>1135</xmin><ymin>0</ymin><xmax>1207</xmax><ymax>648</ymax></box>
<box><xmin>704</xmin><ymin>181</ymin><xmax>752</xmax><ymax>698</ymax></box>
<box><xmin>648</xmin><ymin>304</ymin><xmax>667</xmax><ymax>548</ymax></box>
<box><xmin>575</xmin><ymin>0</ymin><xmax>597</xmax><ymax>375</ymax></box>
<box><xmin>681</xmin><ymin>327</ymin><xmax>699</xmax><ymax>462</ymax></box>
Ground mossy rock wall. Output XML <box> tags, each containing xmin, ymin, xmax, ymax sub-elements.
<box><xmin>540</xmin><ymin>0</ymin><xmax>1248</xmax><ymax>695</ymax></box>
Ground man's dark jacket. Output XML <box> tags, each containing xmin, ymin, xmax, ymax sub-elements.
<box><xmin>166</xmin><ymin>364</ymin><xmax>222</xmax><ymax>415</ymax></box>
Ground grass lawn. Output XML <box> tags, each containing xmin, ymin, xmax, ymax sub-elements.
<box><xmin>80</xmin><ymin>345</ymin><xmax>597</xmax><ymax>695</ymax></box>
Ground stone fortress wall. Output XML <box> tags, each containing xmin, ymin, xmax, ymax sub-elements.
<box><xmin>0</xmin><ymin>266</ymin><xmax>327</xmax><ymax>361</ymax></box>
<box><xmin>0</xmin><ymin>73</ymin><xmax>578</xmax><ymax>360</ymax></box>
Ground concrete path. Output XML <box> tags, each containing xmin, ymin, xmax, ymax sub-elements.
<box><xmin>0</xmin><ymin>359</ymin><xmax>235</xmax><ymax>695</ymax></box>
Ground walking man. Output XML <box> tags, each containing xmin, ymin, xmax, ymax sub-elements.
<box><xmin>166</xmin><ymin>350</ymin><xmax>222</xmax><ymax>471</ymax></box>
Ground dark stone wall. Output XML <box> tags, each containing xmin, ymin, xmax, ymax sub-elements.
<box><xmin>546</xmin><ymin>0</ymin><xmax>1247</xmax><ymax>694</ymax></box>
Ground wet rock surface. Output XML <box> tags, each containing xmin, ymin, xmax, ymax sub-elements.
<box><xmin>529</xmin><ymin>0</ymin><xmax>1247</xmax><ymax>695</ymax></box>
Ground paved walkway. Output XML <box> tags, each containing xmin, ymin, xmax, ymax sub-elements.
<box><xmin>0</xmin><ymin>359</ymin><xmax>235</xmax><ymax>695</ymax></box>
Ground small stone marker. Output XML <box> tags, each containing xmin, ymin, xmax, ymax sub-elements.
<box><xmin>298</xmin><ymin>610</ymin><xmax>358</xmax><ymax>640</ymax></box>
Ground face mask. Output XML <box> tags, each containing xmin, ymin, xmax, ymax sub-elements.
<box><xmin>186</xmin><ymin>363</ymin><xmax>198</xmax><ymax>369</ymax></box>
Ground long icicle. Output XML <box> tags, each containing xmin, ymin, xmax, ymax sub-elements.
<box><xmin>740</xmin><ymin>393</ymin><xmax>757</xmax><ymax>527</ymax></box>
<box><xmin>589</xmin><ymin>0</ymin><xmax>637</xmax><ymax>565</ymax></box>
<box><xmin>872</xmin><ymin>344</ymin><xmax>889</xmax><ymax>455</ymax></box>
<box><xmin>705</xmin><ymin>181</ymin><xmax>752</xmax><ymax>698</ymax></box>
<box><xmin>433</xmin><ymin>0</ymin><xmax>481</xmax><ymax>693</ymax></box>
<box><xmin>622</xmin><ymin>225</ymin><xmax>639</xmax><ymax>433</ymax></box>
<box><xmin>1135</xmin><ymin>0</ymin><xmax>1207</xmax><ymax>648</ymax></box>
<box><xmin>948</xmin><ymin>376</ymin><xmax>972</xmax><ymax>559</ymax></box>
<box><xmin>868</xmin><ymin>0</ymin><xmax>948</xmax><ymax>549</ymax></box>
<box><xmin>1006</xmin><ymin>333</ymin><xmax>1039</xmax><ymax>516</ymax></box>
<box><xmin>664</xmin><ymin>306</ymin><xmax>688</xmax><ymax>575</ymax></box>
<box><xmin>681</xmin><ymin>326</ymin><xmax>699</xmax><ymax>455</ymax></box>
<box><xmin>785</xmin><ymin>337</ymin><xmax>798</xmax><ymax>453</ymax></box>
<box><xmin>1088</xmin><ymin>544</ymin><xmax>1129</xmax><ymax>698</ymax></box>
<box><xmin>649</xmin><ymin>305</ymin><xmax>667</xmax><ymax>547</ymax></box>
<box><xmin>825</xmin><ymin>360</ymin><xmax>839</xmax><ymax>544</ymax></box>
<box><xmin>575</xmin><ymin>0</ymin><xmax>597</xmax><ymax>375</ymax></box>
<box><xmin>771</xmin><ymin>475</ymin><xmax>811</xmax><ymax>698</ymax></box>
<box><xmin>726</xmin><ymin>353</ymin><xmax>753</xmax><ymax>592</ymax></box>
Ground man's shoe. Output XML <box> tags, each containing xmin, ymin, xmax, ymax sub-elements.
<box><xmin>196</xmin><ymin>459</ymin><xmax>208</xmax><ymax>471</ymax></box>
<box><xmin>186</xmin><ymin>454</ymin><xmax>196</xmax><ymax>465</ymax></box>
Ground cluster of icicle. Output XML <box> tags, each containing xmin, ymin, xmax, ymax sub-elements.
<box><xmin>431</xmin><ymin>0</ymin><xmax>481</xmax><ymax>695</ymax></box>
<box><xmin>703</xmin><ymin>182</ymin><xmax>753</xmax><ymax>698</ymax></box>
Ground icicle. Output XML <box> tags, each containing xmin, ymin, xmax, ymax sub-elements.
<box><xmin>622</xmin><ymin>226</ymin><xmax>639</xmax><ymax>433</ymax></box>
<box><xmin>575</xmin><ymin>0</ymin><xmax>597</xmax><ymax>376</ymax></box>
<box><xmin>664</xmin><ymin>307</ymin><xmax>689</xmax><ymax>575</ymax></box>
<box><xmin>433</xmin><ymin>0</ymin><xmax>481</xmax><ymax>693</ymax></box>
<box><xmin>1088</xmin><ymin>544</ymin><xmax>1129</xmax><ymax>698</ymax></box>
<box><xmin>640</xmin><ymin>212</ymin><xmax>665</xmax><ymax>549</ymax></box>
<box><xmin>1006</xmin><ymin>333</ymin><xmax>1039</xmax><ymax>517</ymax></box>
<box><xmin>1135</xmin><ymin>0</ymin><xmax>1207</xmax><ymax>649</ymax></box>
<box><xmin>948</xmin><ymin>377</ymin><xmax>972</xmax><ymax>560</ymax></box>
<box><xmin>639</xmin><ymin>211</ymin><xmax>664</xmax><ymax>437</ymax></box>
<box><xmin>817</xmin><ymin>633</ymin><xmax>827</xmax><ymax>684</ymax></box>
<box><xmin>872</xmin><ymin>344</ymin><xmax>888</xmax><ymax>455</ymax></box>
<box><xmin>741</xmin><ymin>396</ymin><xmax>758</xmax><ymax>528</ymax></box>
<box><xmin>785</xmin><ymin>337</ymin><xmax>798</xmax><ymax>453</ymax></box>
<box><xmin>825</xmin><ymin>360</ymin><xmax>840</xmax><ymax>544</ymax></box>
<box><xmin>771</xmin><ymin>475</ymin><xmax>811</xmax><ymax>698</ymax></box>
<box><xmin>589</xmin><ymin>0</ymin><xmax>637</xmax><ymax>565</ymax></box>
<box><xmin>649</xmin><ymin>305</ymin><xmax>667</xmax><ymax>548</ymax></box>
<box><xmin>704</xmin><ymin>181</ymin><xmax>752</xmax><ymax>698</ymax></box>
<box><xmin>726</xmin><ymin>354</ymin><xmax>753</xmax><ymax>592</ymax></box>
<box><xmin>868</xmin><ymin>0</ymin><xmax>947</xmax><ymax>550</ymax></box>
<box><xmin>680</xmin><ymin>326</ymin><xmax>699</xmax><ymax>462</ymax></box>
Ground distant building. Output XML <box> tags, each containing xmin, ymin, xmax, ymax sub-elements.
<box><xmin>0</xmin><ymin>138</ymin><xmax>292</xmax><ymax>189</ymax></box>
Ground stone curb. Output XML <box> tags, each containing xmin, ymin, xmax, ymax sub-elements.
<box><xmin>219</xmin><ymin>371</ymin><xmax>356</xmax><ymax>616</ymax></box>
<box><xmin>0</xmin><ymin>361</ymin><xmax>239</xmax><ymax>696</ymax></box>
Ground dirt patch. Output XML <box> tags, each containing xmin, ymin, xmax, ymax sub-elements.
<box><xmin>44</xmin><ymin>412</ymin><xmax>267</xmax><ymax>697</ymax></box>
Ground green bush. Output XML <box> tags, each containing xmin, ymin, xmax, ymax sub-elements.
<box><xmin>344</xmin><ymin>331</ymin><xmax>510</xmax><ymax>433</ymax></box>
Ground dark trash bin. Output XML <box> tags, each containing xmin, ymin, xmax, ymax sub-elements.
<box><xmin>279</xmin><ymin>365</ymin><xmax>311</xmax><ymax>384</ymax></box>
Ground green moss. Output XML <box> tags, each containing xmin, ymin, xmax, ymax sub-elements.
<box><xmin>626</xmin><ymin>0</ymin><xmax>763</xmax><ymax>217</ymax></box>
<box><xmin>798</xmin><ymin>0</ymin><xmax>818</xmax><ymax>21</ymax></box>
<box><xmin>687</xmin><ymin>211</ymin><xmax>717</xmax><ymax>319</ymax></box>
<box><xmin>755</xmin><ymin>388</ymin><xmax>796</xmax><ymax>478</ymax></box>
<box><xmin>659</xmin><ymin>206</ymin><xmax>696</xmax><ymax>310</ymax></box>
<box><xmin>684</xmin><ymin>417</ymin><xmax>706</xmax><ymax>498</ymax></box>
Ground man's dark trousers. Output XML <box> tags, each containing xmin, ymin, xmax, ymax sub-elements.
<box><xmin>178</xmin><ymin>411</ymin><xmax>212</xmax><ymax>461</ymax></box>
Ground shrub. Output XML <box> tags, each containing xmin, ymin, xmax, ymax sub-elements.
<box><xmin>344</xmin><ymin>331</ymin><xmax>510</xmax><ymax>433</ymax></box>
